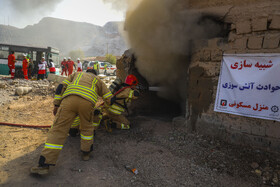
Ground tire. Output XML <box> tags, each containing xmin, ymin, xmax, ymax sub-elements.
<box><xmin>113</xmin><ymin>70</ymin><xmax>116</xmax><ymax>76</ymax></box>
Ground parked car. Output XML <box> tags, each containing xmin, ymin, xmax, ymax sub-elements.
<box><xmin>98</xmin><ymin>62</ymin><xmax>116</xmax><ymax>75</ymax></box>
<box><xmin>86</xmin><ymin>61</ymin><xmax>116</xmax><ymax>75</ymax></box>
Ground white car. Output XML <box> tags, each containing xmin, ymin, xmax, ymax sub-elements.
<box><xmin>98</xmin><ymin>62</ymin><xmax>116</xmax><ymax>75</ymax></box>
<box><xmin>86</xmin><ymin>61</ymin><xmax>116</xmax><ymax>75</ymax></box>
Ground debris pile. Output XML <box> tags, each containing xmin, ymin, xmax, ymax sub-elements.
<box><xmin>0</xmin><ymin>79</ymin><xmax>55</xmax><ymax>106</ymax></box>
<box><xmin>98</xmin><ymin>75</ymin><xmax>116</xmax><ymax>88</ymax></box>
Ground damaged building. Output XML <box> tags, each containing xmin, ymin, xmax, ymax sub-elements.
<box><xmin>116</xmin><ymin>0</ymin><xmax>280</xmax><ymax>152</ymax></box>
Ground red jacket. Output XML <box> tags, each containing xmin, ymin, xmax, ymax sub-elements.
<box><xmin>61</xmin><ymin>61</ymin><xmax>68</xmax><ymax>70</ymax></box>
<box><xmin>22</xmin><ymin>59</ymin><xmax>28</xmax><ymax>70</ymax></box>
<box><xmin>8</xmin><ymin>54</ymin><xmax>16</xmax><ymax>67</ymax></box>
<box><xmin>67</xmin><ymin>60</ymin><xmax>75</xmax><ymax>70</ymax></box>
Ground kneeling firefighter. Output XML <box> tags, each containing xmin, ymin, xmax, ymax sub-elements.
<box><xmin>30</xmin><ymin>69</ymin><xmax>113</xmax><ymax>175</ymax></box>
<box><xmin>103</xmin><ymin>74</ymin><xmax>140</xmax><ymax>130</ymax></box>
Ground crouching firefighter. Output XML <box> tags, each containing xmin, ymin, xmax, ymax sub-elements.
<box><xmin>30</xmin><ymin>69</ymin><xmax>112</xmax><ymax>175</ymax></box>
<box><xmin>103</xmin><ymin>74</ymin><xmax>140</xmax><ymax>130</ymax></box>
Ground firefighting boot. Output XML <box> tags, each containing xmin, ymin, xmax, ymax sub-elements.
<box><xmin>82</xmin><ymin>152</ymin><xmax>90</xmax><ymax>161</ymax></box>
<box><xmin>30</xmin><ymin>166</ymin><xmax>49</xmax><ymax>175</ymax></box>
<box><xmin>104</xmin><ymin>120</ymin><xmax>112</xmax><ymax>133</ymax></box>
<box><xmin>69</xmin><ymin>128</ymin><xmax>79</xmax><ymax>137</ymax></box>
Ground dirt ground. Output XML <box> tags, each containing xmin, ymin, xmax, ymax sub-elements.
<box><xmin>0</xmin><ymin>93</ymin><xmax>280</xmax><ymax>186</ymax></box>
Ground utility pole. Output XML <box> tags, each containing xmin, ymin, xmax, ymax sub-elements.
<box><xmin>106</xmin><ymin>42</ymin><xmax>108</xmax><ymax>55</ymax></box>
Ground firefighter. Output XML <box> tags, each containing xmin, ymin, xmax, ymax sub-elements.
<box><xmin>77</xmin><ymin>58</ymin><xmax>82</xmax><ymax>72</ymax></box>
<box><xmin>67</xmin><ymin>57</ymin><xmax>76</xmax><ymax>76</ymax></box>
<box><xmin>93</xmin><ymin>61</ymin><xmax>99</xmax><ymax>75</ymax></box>
<box><xmin>103</xmin><ymin>74</ymin><xmax>139</xmax><ymax>130</ymax></box>
<box><xmin>104</xmin><ymin>63</ymin><xmax>108</xmax><ymax>75</ymax></box>
<box><xmin>22</xmin><ymin>54</ymin><xmax>29</xmax><ymax>80</ymax></box>
<box><xmin>61</xmin><ymin>57</ymin><xmax>68</xmax><ymax>76</ymax></box>
<box><xmin>8</xmin><ymin>51</ymin><xmax>16</xmax><ymax>79</ymax></box>
<box><xmin>30</xmin><ymin>69</ymin><xmax>113</xmax><ymax>175</ymax></box>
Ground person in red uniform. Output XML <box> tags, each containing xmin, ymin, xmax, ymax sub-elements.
<box><xmin>22</xmin><ymin>54</ymin><xmax>29</xmax><ymax>80</ymax></box>
<box><xmin>8</xmin><ymin>51</ymin><xmax>16</xmax><ymax>79</ymax></box>
<box><xmin>61</xmin><ymin>57</ymin><xmax>68</xmax><ymax>76</ymax></box>
<box><xmin>67</xmin><ymin>57</ymin><xmax>76</xmax><ymax>76</ymax></box>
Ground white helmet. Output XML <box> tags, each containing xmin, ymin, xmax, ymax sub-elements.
<box><xmin>22</xmin><ymin>53</ymin><xmax>27</xmax><ymax>57</ymax></box>
<box><xmin>68</xmin><ymin>57</ymin><xmax>71</xmax><ymax>59</ymax></box>
<box><xmin>77</xmin><ymin>58</ymin><xmax>80</xmax><ymax>61</ymax></box>
<box><xmin>63</xmin><ymin>57</ymin><xmax>66</xmax><ymax>60</ymax></box>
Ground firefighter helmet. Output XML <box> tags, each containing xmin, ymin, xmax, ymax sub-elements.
<box><xmin>125</xmin><ymin>74</ymin><xmax>138</xmax><ymax>86</ymax></box>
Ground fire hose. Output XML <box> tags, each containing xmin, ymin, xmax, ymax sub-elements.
<box><xmin>0</xmin><ymin>122</ymin><xmax>51</xmax><ymax>129</ymax></box>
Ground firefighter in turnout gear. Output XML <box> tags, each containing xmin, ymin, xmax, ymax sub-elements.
<box><xmin>103</xmin><ymin>74</ymin><xmax>140</xmax><ymax>130</ymax></box>
<box><xmin>30</xmin><ymin>69</ymin><xmax>113</xmax><ymax>175</ymax></box>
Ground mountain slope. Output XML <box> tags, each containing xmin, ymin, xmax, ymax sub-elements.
<box><xmin>0</xmin><ymin>17</ymin><xmax>127</xmax><ymax>56</ymax></box>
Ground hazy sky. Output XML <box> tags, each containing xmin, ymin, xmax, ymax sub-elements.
<box><xmin>0</xmin><ymin>0</ymin><xmax>125</xmax><ymax>28</ymax></box>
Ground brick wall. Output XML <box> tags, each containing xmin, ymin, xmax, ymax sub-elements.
<box><xmin>187</xmin><ymin>10</ymin><xmax>280</xmax><ymax>152</ymax></box>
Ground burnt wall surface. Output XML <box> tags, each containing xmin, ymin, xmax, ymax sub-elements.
<box><xmin>187</xmin><ymin>1</ymin><xmax>280</xmax><ymax>152</ymax></box>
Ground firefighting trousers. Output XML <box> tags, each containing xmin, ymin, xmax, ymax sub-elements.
<box><xmin>103</xmin><ymin>110</ymin><xmax>130</xmax><ymax>129</ymax></box>
<box><xmin>70</xmin><ymin>113</ymin><xmax>102</xmax><ymax>131</ymax></box>
<box><xmin>41</xmin><ymin>95</ymin><xmax>95</xmax><ymax>165</ymax></box>
<box><xmin>61</xmin><ymin>68</ymin><xmax>67</xmax><ymax>76</ymax></box>
<box><xmin>9</xmin><ymin>66</ymin><xmax>15</xmax><ymax>79</ymax></box>
<box><xmin>22</xmin><ymin>69</ymin><xmax>28</xmax><ymax>80</ymax></box>
<box><xmin>68</xmin><ymin>68</ymin><xmax>73</xmax><ymax>76</ymax></box>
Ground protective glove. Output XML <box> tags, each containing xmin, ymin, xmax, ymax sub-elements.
<box><xmin>94</xmin><ymin>109</ymin><xmax>101</xmax><ymax>116</ymax></box>
<box><xmin>134</xmin><ymin>90</ymin><xmax>140</xmax><ymax>97</ymax></box>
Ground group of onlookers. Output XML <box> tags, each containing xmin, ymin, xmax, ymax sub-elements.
<box><xmin>61</xmin><ymin>57</ymin><xmax>82</xmax><ymax>76</ymax></box>
<box><xmin>7</xmin><ymin>51</ymin><xmax>56</xmax><ymax>80</ymax></box>
<box><xmin>7</xmin><ymin>51</ymin><xmax>84</xmax><ymax>80</ymax></box>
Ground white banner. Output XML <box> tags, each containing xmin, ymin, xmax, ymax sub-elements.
<box><xmin>214</xmin><ymin>54</ymin><xmax>280</xmax><ymax>121</ymax></box>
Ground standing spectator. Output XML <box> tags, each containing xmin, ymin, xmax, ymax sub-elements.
<box><xmin>22</xmin><ymin>54</ymin><xmax>29</xmax><ymax>80</ymax></box>
<box><xmin>8</xmin><ymin>51</ymin><xmax>16</xmax><ymax>79</ymax></box>
<box><xmin>38</xmin><ymin>57</ymin><xmax>47</xmax><ymax>80</ymax></box>
<box><xmin>61</xmin><ymin>57</ymin><xmax>68</xmax><ymax>76</ymax></box>
<box><xmin>67</xmin><ymin>57</ymin><xmax>76</xmax><ymax>76</ymax></box>
<box><xmin>49</xmin><ymin>59</ymin><xmax>56</xmax><ymax>74</ymax></box>
<box><xmin>41</xmin><ymin>57</ymin><xmax>48</xmax><ymax>78</ymax></box>
<box><xmin>104</xmin><ymin>63</ymin><xmax>108</xmax><ymax>75</ymax></box>
<box><xmin>28</xmin><ymin>58</ymin><xmax>34</xmax><ymax>79</ymax></box>
<box><xmin>77</xmin><ymin>58</ymin><xmax>82</xmax><ymax>72</ymax></box>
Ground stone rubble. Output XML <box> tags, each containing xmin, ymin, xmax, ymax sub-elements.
<box><xmin>0</xmin><ymin>75</ymin><xmax>116</xmax><ymax>106</ymax></box>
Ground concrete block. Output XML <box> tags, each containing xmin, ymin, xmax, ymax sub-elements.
<box><xmin>208</xmin><ymin>38</ymin><xmax>223</xmax><ymax>48</ymax></box>
<box><xmin>211</xmin><ymin>49</ymin><xmax>223</xmax><ymax>62</ymax></box>
<box><xmin>199</xmin><ymin>61</ymin><xmax>221</xmax><ymax>77</ymax></box>
<box><xmin>248</xmin><ymin>36</ymin><xmax>263</xmax><ymax>49</ymax></box>
<box><xmin>236</xmin><ymin>20</ymin><xmax>251</xmax><ymax>34</ymax></box>
<box><xmin>230</xmin><ymin>23</ymin><xmax>236</xmax><ymax>31</ymax></box>
<box><xmin>263</xmin><ymin>33</ymin><xmax>280</xmax><ymax>49</ymax></box>
<box><xmin>269</xmin><ymin>15</ymin><xmax>280</xmax><ymax>30</ymax></box>
<box><xmin>266</xmin><ymin>123</ymin><xmax>280</xmax><ymax>139</ymax></box>
<box><xmin>15</xmin><ymin>87</ymin><xmax>32</xmax><ymax>96</ymax></box>
<box><xmin>229</xmin><ymin>123</ymin><xmax>252</xmax><ymax>135</ymax></box>
<box><xmin>233</xmin><ymin>37</ymin><xmax>248</xmax><ymax>49</ymax></box>
<box><xmin>251</xmin><ymin>125</ymin><xmax>266</xmax><ymax>136</ymax></box>
<box><xmin>199</xmin><ymin>49</ymin><xmax>211</xmax><ymax>61</ymax></box>
<box><xmin>252</xmin><ymin>17</ymin><xmax>267</xmax><ymax>31</ymax></box>
<box><xmin>192</xmin><ymin>39</ymin><xmax>208</xmax><ymax>51</ymax></box>
<box><xmin>228</xmin><ymin>31</ymin><xmax>237</xmax><ymax>42</ymax></box>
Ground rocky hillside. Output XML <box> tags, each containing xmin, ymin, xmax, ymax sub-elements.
<box><xmin>0</xmin><ymin>17</ymin><xmax>127</xmax><ymax>57</ymax></box>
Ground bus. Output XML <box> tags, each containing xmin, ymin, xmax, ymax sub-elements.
<box><xmin>0</xmin><ymin>43</ymin><xmax>59</xmax><ymax>78</ymax></box>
